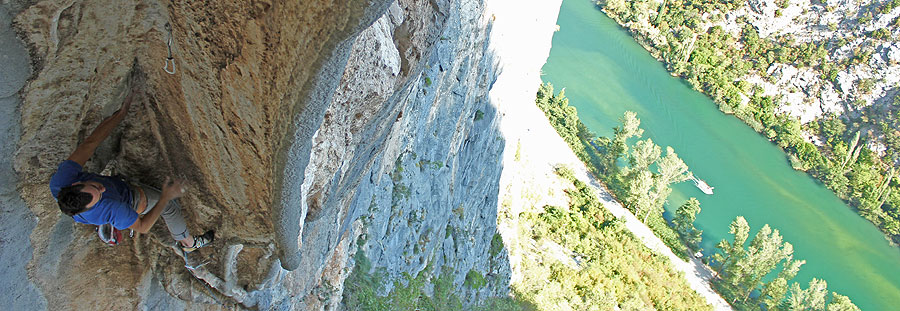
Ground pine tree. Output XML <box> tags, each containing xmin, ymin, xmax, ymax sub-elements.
<box><xmin>713</xmin><ymin>216</ymin><xmax>750</xmax><ymax>276</ymax></box>
<box><xmin>827</xmin><ymin>293</ymin><xmax>861</xmax><ymax>311</ymax></box>
<box><xmin>787</xmin><ymin>278</ymin><xmax>829</xmax><ymax>311</ymax></box>
<box><xmin>760</xmin><ymin>253</ymin><xmax>807</xmax><ymax>309</ymax></box>
<box><xmin>673</xmin><ymin>198</ymin><xmax>702</xmax><ymax>249</ymax></box>
<box><xmin>731</xmin><ymin>225</ymin><xmax>791</xmax><ymax>301</ymax></box>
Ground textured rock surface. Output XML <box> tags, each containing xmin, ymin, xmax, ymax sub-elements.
<box><xmin>307</xmin><ymin>0</ymin><xmax>515</xmax><ymax>304</ymax></box>
<box><xmin>616</xmin><ymin>0</ymin><xmax>900</xmax><ymax>124</ymax></box>
<box><xmin>0</xmin><ymin>2</ymin><xmax>44</xmax><ymax>309</ymax></box>
<box><xmin>737</xmin><ymin>0</ymin><xmax>900</xmax><ymax>122</ymax></box>
<box><xmin>2</xmin><ymin>0</ymin><xmax>559</xmax><ymax>309</ymax></box>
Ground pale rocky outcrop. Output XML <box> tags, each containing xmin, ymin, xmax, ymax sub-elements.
<box><xmin>621</xmin><ymin>0</ymin><xmax>900</xmax><ymax>125</ymax></box>
<box><xmin>698</xmin><ymin>0</ymin><xmax>900</xmax><ymax>125</ymax></box>
<box><xmin>746</xmin><ymin>0</ymin><xmax>809</xmax><ymax>38</ymax></box>
<box><xmin>1</xmin><ymin>0</ymin><xmax>562</xmax><ymax>309</ymax></box>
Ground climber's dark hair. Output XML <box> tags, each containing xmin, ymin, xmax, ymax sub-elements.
<box><xmin>58</xmin><ymin>184</ymin><xmax>92</xmax><ymax>216</ymax></box>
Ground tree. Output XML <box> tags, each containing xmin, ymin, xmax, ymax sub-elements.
<box><xmin>647</xmin><ymin>177</ymin><xmax>671</xmax><ymax>223</ymax></box>
<box><xmin>730</xmin><ymin>225</ymin><xmax>792</xmax><ymax>301</ymax></box>
<box><xmin>628</xmin><ymin>169</ymin><xmax>655</xmax><ymax>219</ymax></box>
<box><xmin>628</xmin><ymin>138</ymin><xmax>660</xmax><ymax>170</ymax></box>
<box><xmin>604</xmin><ymin>0</ymin><xmax>627</xmax><ymax>15</ymax></box>
<box><xmin>819</xmin><ymin>115</ymin><xmax>846</xmax><ymax>147</ymax></box>
<box><xmin>713</xmin><ymin>216</ymin><xmax>750</xmax><ymax>276</ymax></box>
<box><xmin>673</xmin><ymin>198</ymin><xmax>702</xmax><ymax>249</ymax></box>
<box><xmin>625</xmin><ymin>138</ymin><xmax>664</xmax><ymax>222</ymax></box>
<box><xmin>778</xmin><ymin>255</ymin><xmax>805</xmax><ymax>280</ymax></box>
<box><xmin>627</xmin><ymin>138</ymin><xmax>661</xmax><ymax>176</ymax></box>
<box><xmin>613</xmin><ymin>111</ymin><xmax>644</xmax><ymax>156</ymax></box>
<box><xmin>657</xmin><ymin>147</ymin><xmax>691</xmax><ymax>185</ymax></box>
<box><xmin>787</xmin><ymin>278</ymin><xmax>829</xmax><ymax>311</ymax></box>
<box><xmin>604</xmin><ymin>111</ymin><xmax>644</xmax><ymax>175</ymax></box>
<box><xmin>760</xmin><ymin>254</ymin><xmax>806</xmax><ymax>309</ymax></box>
<box><xmin>621</xmin><ymin>137</ymin><xmax>662</xmax><ymax>222</ymax></box>
<box><xmin>876</xmin><ymin>168</ymin><xmax>895</xmax><ymax>209</ymax></box>
<box><xmin>651</xmin><ymin>147</ymin><xmax>692</xmax><ymax>220</ymax></box>
<box><xmin>827</xmin><ymin>293</ymin><xmax>861</xmax><ymax>311</ymax></box>
<box><xmin>761</xmin><ymin>277</ymin><xmax>788</xmax><ymax>310</ymax></box>
<box><xmin>841</xmin><ymin>131</ymin><xmax>862</xmax><ymax>171</ymax></box>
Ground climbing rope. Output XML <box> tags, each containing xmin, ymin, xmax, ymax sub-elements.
<box><xmin>163</xmin><ymin>23</ymin><xmax>176</xmax><ymax>75</ymax></box>
<box><xmin>178</xmin><ymin>244</ymin><xmax>211</xmax><ymax>270</ymax></box>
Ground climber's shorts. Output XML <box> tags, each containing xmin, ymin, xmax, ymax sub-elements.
<box><xmin>129</xmin><ymin>183</ymin><xmax>190</xmax><ymax>241</ymax></box>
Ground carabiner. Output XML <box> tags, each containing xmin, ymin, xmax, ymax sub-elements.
<box><xmin>164</xmin><ymin>57</ymin><xmax>176</xmax><ymax>75</ymax></box>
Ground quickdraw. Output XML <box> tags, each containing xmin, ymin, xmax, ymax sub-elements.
<box><xmin>163</xmin><ymin>22</ymin><xmax>176</xmax><ymax>75</ymax></box>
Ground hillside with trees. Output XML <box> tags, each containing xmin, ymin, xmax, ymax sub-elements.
<box><xmin>599</xmin><ymin>0</ymin><xmax>900</xmax><ymax>245</ymax></box>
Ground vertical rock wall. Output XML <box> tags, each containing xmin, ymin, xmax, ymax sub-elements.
<box><xmin>8</xmin><ymin>0</ymin><xmax>395</xmax><ymax>308</ymax></box>
<box><xmin>310</xmin><ymin>0</ymin><xmax>512</xmax><ymax>304</ymax></box>
<box><xmin>0</xmin><ymin>1</ymin><xmax>45</xmax><ymax>310</ymax></box>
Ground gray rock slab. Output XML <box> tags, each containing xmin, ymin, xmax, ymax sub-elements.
<box><xmin>0</xmin><ymin>6</ymin><xmax>30</xmax><ymax>98</ymax></box>
<box><xmin>0</xmin><ymin>3</ymin><xmax>44</xmax><ymax>310</ymax></box>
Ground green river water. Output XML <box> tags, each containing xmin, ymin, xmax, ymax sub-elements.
<box><xmin>540</xmin><ymin>0</ymin><xmax>900</xmax><ymax>309</ymax></box>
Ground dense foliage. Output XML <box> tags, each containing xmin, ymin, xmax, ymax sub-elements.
<box><xmin>673</xmin><ymin>198</ymin><xmax>703</xmax><ymax>250</ymax></box>
<box><xmin>342</xmin><ymin>249</ymin><xmax>523</xmax><ymax>311</ymax></box>
<box><xmin>514</xmin><ymin>166</ymin><xmax>712</xmax><ymax>310</ymax></box>
<box><xmin>600</xmin><ymin>0</ymin><xmax>900</xmax><ymax>245</ymax></box>
<box><xmin>536</xmin><ymin>83</ymin><xmax>697</xmax><ymax>259</ymax></box>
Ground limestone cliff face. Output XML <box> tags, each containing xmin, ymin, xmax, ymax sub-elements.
<box><xmin>2</xmin><ymin>0</ymin><xmax>540</xmax><ymax>308</ymax></box>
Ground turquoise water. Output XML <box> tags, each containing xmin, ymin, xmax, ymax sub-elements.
<box><xmin>540</xmin><ymin>0</ymin><xmax>900</xmax><ymax>309</ymax></box>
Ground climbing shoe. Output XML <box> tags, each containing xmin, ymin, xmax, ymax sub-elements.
<box><xmin>182</xmin><ymin>230</ymin><xmax>215</xmax><ymax>253</ymax></box>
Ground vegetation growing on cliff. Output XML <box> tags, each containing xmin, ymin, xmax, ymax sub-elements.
<box><xmin>599</xmin><ymin>0</ymin><xmax>900</xmax><ymax>245</ymax></box>
<box><xmin>342</xmin><ymin>250</ymin><xmax>522</xmax><ymax>311</ymax></box>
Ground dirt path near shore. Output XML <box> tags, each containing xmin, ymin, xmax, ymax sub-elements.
<box><xmin>499</xmin><ymin>102</ymin><xmax>733</xmax><ymax>310</ymax></box>
<box><xmin>583</xmin><ymin>177</ymin><xmax>733</xmax><ymax>311</ymax></box>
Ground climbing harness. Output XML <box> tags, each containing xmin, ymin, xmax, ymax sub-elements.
<box><xmin>97</xmin><ymin>223</ymin><xmax>123</xmax><ymax>246</ymax></box>
<box><xmin>163</xmin><ymin>23</ymin><xmax>176</xmax><ymax>75</ymax></box>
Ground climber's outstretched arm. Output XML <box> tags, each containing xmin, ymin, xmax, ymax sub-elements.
<box><xmin>67</xmin><ymin>91</ymin><xmax>133</xmax><ymax>166</ymax></box>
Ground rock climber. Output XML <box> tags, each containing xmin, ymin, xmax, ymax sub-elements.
<box><xmin>49</xmin><ymin>89</ymin><xmax>214</xmax><ymax>252</ymax></box>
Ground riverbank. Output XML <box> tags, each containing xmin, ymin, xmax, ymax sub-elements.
<box><xmin>489</xmin><ymin>3</ymin><xmax>730</xmax><ymax>302</ymax></box>
<box><xmin>496</xmin><ymin>85</ymin><xmax>730</xmax><ymax>309</ymax></box>
<box><xmin>538</xmin><ymin>1</ymin><xmax>900</xmax><ymax>309</ymax></box>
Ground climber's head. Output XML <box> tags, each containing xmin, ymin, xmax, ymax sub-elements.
<box><xmin>58</xmin><ymin>181</ymin><xmax>104</xmax><ymax>216</ymax></box>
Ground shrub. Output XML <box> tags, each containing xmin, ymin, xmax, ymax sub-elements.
<box><xmin>464</xmin><ymin>270</ymin><xmax>487</xmax><ymax>289</ymax></box>
<box><xmin>474</xmin><ymin>109</ymin><xmax>485</xmax><ymax>121</ymax></box>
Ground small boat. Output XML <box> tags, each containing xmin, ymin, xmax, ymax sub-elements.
<box><xmin>692</xmin><ymin>177</ymin><xmax>714</xmax><ymax>195</ymax></box>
